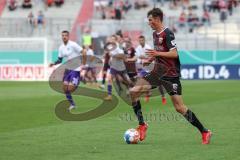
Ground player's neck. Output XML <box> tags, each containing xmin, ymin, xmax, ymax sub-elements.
<box><xmin>155</xmin><ymin>24</ymin><xmax>164</xmax><ymax>33</ymax></box>
<box><xmin>64</xmin><ymin>40</ymin><xmax>69</xmax><ymax>45</ymax></box>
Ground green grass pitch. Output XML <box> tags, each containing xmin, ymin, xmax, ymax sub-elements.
<box><xmin>0</xmin><ymin>80</ymin><xmax>240</xmax><ymax>160</ymax></box>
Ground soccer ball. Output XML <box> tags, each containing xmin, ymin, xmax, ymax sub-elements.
<box><xmin>124</xmin><ymin>128</ymin><xmax>140</xmax><ymax>144</ymax></box>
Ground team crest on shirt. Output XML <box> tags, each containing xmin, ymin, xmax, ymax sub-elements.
<box><xmin>158</xmin><ymin>37</ymin><xmax>163</xmax><ymax>44</ymax></box>
<box><xmin>172</xmin><ymin>83</ymin><xmax>178</xmax><ymax>93</ymax></box>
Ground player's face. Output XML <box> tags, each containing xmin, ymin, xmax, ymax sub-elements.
<box><xmin>148</xmin><ymin>15</ymin><xmax>161</xmax><ymax>30</ymax></box>
<box><xmin>106</xmin><ymin>36</ymin><xmax>111</xmax><ymax>43</ymax></box>
<box><xmin>110</xmin><ymin>36</ymin><xmax>117</xmax><ymax>43</ymax></box>
<box><xmin>125</xmin><ymin>41</ymin><xmax>131</xmax><ymax>48</ymax></box>
<box><xmin>62</xmin><ymin>33</ymin><xmax>69</xmax><ymax>44</ymax></box>
<box><xmin>116</xmin><ymin>35</ymin><xmax>123</xmax><ymax>44</ymax></box>
<box><xmin>139</xmin><ymin>38</ymin><xmax>145</xmax><ymax>46</ymax></box>
<box><xmin>85</xmin><ymin>45</ymin><xmax>89</xmax><ymax>49</ymax></box>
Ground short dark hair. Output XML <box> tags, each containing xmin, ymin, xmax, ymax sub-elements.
<box><xmin>62</xmin><ymin>30</ymin><xmax>69</xmax><ymax>34</ymax></box>
<box><xmin>111</xmin><ymin>35</ymin><xmax>118</xmax><ymax>40</ymax></box>
<box><xmin>147</xmin><ymin>8</ymin><xmax>164</xmax><ymax>22</ymax></box>
<box><xmin>116</xmin><ymin>30</ymin><xmax>123</xmax><ymax>38</ymax></box>
<box><xmin>139</xmin><ymin>35</ymin><xmax>145</xmax><ymax>39</ymax></box>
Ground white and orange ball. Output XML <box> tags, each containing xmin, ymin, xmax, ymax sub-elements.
<box><xmin>124</xmin><ymin>128</ymin><xmax>140</xmax><ymax>144</ymax></box>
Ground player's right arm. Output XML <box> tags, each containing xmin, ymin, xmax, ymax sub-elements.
<box><xmin>142</xmin><ymin>57</ymin><xmax>155</xmax><ymax>66</ymax></box>
<box><xmin>111</xmin><ymin>48</ymin><xmax>125</xmax><ymax>60</ymax></box>
<box><xmin>49</xmin><ymin>46</ymin><xmax>64</xmax><ymax>67</ymax></box>
<box><xmin>113</xmin><ymin>53</ymin><xmax>125</xmax><ymax>59</ymax></box>
<box><xmin>49</xmin><ymin>57</ymin><xmax>63</xmax><ymax>67</ymax></box>
<box><xmin>72</xmin><ymin>42</ymin><xmax>86</xmax><ymax>66</ymax></box>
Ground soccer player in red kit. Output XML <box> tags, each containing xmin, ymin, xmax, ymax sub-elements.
<box><xmin>123</xmin><ymin>39</ymin><xmax>137</xmax><ymax>82</ymax></box>
<box><xmin>129</xmin><ymin>8</ymin><xmax>212</xmax><ymax>144</ymax></box>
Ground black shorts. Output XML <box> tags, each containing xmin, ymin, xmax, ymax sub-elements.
<box><xmin>143</xmin><ymin>72</ymin><xmax>182</xmax><ymax>96</ymax></box>
<box><xmin>103</xmin><ymin>63</ymin><xmax>110</xmax><ymax>72</ymax></box>
<box><xmin>128</xmin><ymin>72</ymin><xmax>137</xmax><ymax>79</ymax></box>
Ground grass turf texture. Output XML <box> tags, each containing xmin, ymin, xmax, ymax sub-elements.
<box><xmin>0</xmin><ymin>81</ymin><xmax>240</xmax><ymax>160</ymax></box>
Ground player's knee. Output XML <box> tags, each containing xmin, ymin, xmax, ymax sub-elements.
<box><xmin>175</xmin><ymin>107</ymin><xmax>183</xmax><ymax>114</ymax></box>
<box><xmin>108</xmin><ymin>78</ymin><xmax>113</xmax><ymax>84</ymax></box>
<box><xmin>174</xmin><ymin>104</ymin><xmax>187</xmax><ymax>114</ymax></box>
<box><xmin>130</xmin><ymin>86</ymin><xmax>142</xmax><ymax>100</ymax></box>
<box><xmin>68</xmin><ymin>86</ymin><xmax>76</xmax><ymax>92</ymax></box>
<box><xmin>62</xmin><ymin>85</ymin><xmax>68</xmax><ymax>93</ymax></box>
<box><xmin>130</xmin><ymin>86</ymin><xmax>141</xmax><ymax>95</ymax></box>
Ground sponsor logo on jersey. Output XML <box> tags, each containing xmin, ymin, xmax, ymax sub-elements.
<box><xmin>159</xmin><ymin>37</ymin><xmax>163</xmax><ymax>44</ymax></box>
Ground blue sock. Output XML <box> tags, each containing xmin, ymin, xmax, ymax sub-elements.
<box><xmin>66</xmin><ymin>91</ymin><xmax>75</xmax><ymax>106</ymax></box>
<box><xmin>107</xmin><ymin>84</ymin><xmax>112</xmax><ymax>95</ymax></box>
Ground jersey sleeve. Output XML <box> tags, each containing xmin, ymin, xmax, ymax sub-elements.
<box><xmin>118</xmin><ymin>48</ymin><xmax>124</xmax><ymax>54</ymax></box>
<box><xmin>87</xmin><ymin>49</ymin><xmax>94</xmax><ymax>56</ymax></box>
<box><xmin>145</xmin><ymin>44</ymin><xmax>152</xmax><ymax>50</ymax></box>
<box><xmin>135</xmin><ymin>46</ymin><xmax>141</xmax><ymax>57</ymax></box>
<box><xmin>110</xmin><ymin>47</ymin><xmax>124</xmax><ymax>57</ymax></box>
<box><xmin>73</xmin><ymin>42</ymin><xmax>83</xmax><ymax>54</ymax></box>
<box><xmin>166</xmin><ymin>30</ymin><xmax>177</xmax><ymax>50</ymax></box>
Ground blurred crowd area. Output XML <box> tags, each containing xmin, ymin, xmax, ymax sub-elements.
<box><xmin>5</xmin><ymin>0</ymin><xmax>66</xmax><ymax>35</ymax></box>
<box><xmin>94</xmin><ymin>0</ymin><xmax>150</xmax><ymax>20</ymax></box>
<box><xmin>8</xmin><ymin>0</ymin><xmax>64</xmax><ymax>11</ymax></box>
<box><xmin>1</xmin><ymin>0</ymin><xmax>240</xmax><ymax>51</ymax></box>
<box><xmin>3</xmin><ymin>0</ymin><xmax>240</xmax><ymax>36</ymax></box>
<box><xmin>171</xmin><ymin>0</ymin><xmax>239</xmax><ymax>33</ymax></box>
<box><xmin>88</xmin><ymin>0</ymin><xmax>240</xmax><ymax>51</ymax></box>
<box><xmin>94</xmin><ymin>0</ymin><xmax>239</xmax><ymax>32</ymax></box>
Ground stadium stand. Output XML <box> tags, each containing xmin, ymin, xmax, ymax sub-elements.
<box><xmin>0</xmin><ymin>0</ymin><xmax>6</xmax><ymax>16</ymax></box>
<box><xmin>0</xmin><ymin>0</ymin><xmax>83</xmax><ymax>48</ymax></box>
<box><xmin>0</xmin><ymin>0</ymin><xmax>239</xmax><ymax>50</ymax></box>
<box><xmin>90</xmin><ymin>0</ymin><xmax>240</xmax><ymax>50</ymax></box>
<box><xmin>70</xmin><ymin>0</ymin><xmax>94</xmax><ymax>41</ymax></box>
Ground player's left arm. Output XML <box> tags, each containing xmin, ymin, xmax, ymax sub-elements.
<box><xmin>81</xmin><ymin>48</ymin><xmax>87</xmax><ymax>65</ymax></box>
<box><xmin>90</xmin><ymin>55</ymin><xmax>95</xmax><ymax>62</ymax></box>
<box><xmin>127</xmin><ymin>56</ymin><xmax>137</xmax><ymax>62</ymax></box>
<box><xmin>71</xmin><ymin>42</ymin><xmax>86</xmax><ymax>66</ymax></box>
<box><xmin>111</xmin><ymin>48</ymin><xmax>125</xmax><ymax>60</ymax></box>
<box><xmin>142</xmin><ymin>57</ymin><xmax>155</xmax><ymax>66</ymax></box>
<box><xmin>114</xmin><ymin>54</ymin><xmax>125</xmax><ymax>60</ymax></box>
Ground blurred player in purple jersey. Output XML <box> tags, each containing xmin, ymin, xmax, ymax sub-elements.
<box><xmin>49</xmin><ymin>30</ymin><xmax>85</xmax><ymax>111</ymax></box>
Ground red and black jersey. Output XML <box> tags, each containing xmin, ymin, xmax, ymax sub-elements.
<box><xmin>124</xmin><ymin>47</ymin><xmax>135</xmax><ymax>58</ymax></box>
<box><xmin>103</xmin><ymin>52</ymin><xmax>110</xmax><ymax>71</ymax></box>
<box><xmin>104</xmin><ymin>52</ymin><xmax>110</xmax><ymax>65</ymax></box>
<box><xmin>124</xmin><ymin>47</ymin><xmax>137</xmax><ymax>74</ymax></box>
<box><xmin>152</xmin><ymin>27</ymin><xmax>181</xmax><ymax>78</ymax></box>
